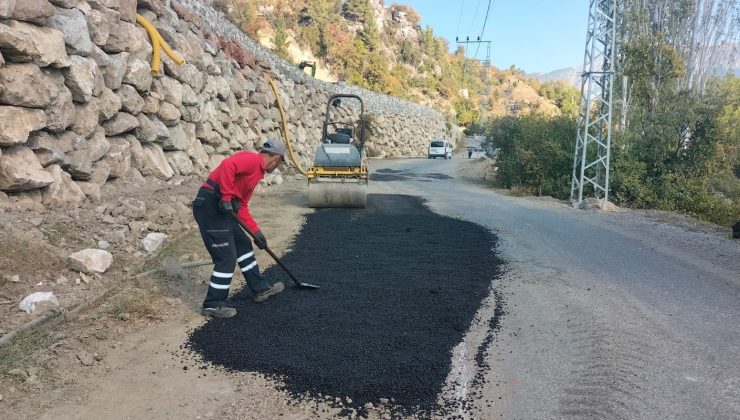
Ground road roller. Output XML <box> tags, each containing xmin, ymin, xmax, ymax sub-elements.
<box><xmin>307</xmin><ymin>94</ymin><xmax>368</xmax><ymax>208</ymax></box>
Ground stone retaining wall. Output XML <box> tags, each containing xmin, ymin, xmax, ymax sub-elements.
<box><xmin>0</xmin><ymin>0</ymin><xmax>453</xmax><ymax>207</ymax></box>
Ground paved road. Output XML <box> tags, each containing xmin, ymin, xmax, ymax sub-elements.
<box><xmin>463</xmin><ymin>135</ymin><xmax>487</xmax><ymax>159</ymax></box>
<box><xmin>368</xmin><ymin>157</ymin><xmax>740</xmax><ymax>419</ymax></box>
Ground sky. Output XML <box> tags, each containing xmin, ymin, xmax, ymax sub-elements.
<box><xmin>398</xmin><ymin>0</ymin><xmax>590</xmax><ymax>74</ymax></box>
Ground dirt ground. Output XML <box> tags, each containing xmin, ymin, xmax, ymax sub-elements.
<box><xmin>456</xmin><ymin>158</ymin><xmax>496</xmax><ymax>184</ymax></box>
<box><xmin>0</xmin><ymin>174</ymin><xmax>354</xmax><ymax>419</ymax></box>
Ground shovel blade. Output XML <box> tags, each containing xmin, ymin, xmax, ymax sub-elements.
<box><xmin>295</xmin><ymin>282</ymin><xmax>320</xmax><ymax>289</ymax></box>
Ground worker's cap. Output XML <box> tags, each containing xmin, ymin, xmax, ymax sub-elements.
<box><xmin>261</xmin><ymin>139</ymin><xmax>286</xmax><ymax>158</ymax></box>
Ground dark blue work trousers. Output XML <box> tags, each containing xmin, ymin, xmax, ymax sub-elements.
<box><xmin>192</xmin><ymin>187</ymin><xmax>271</xmax><ymax>308</ymax></box>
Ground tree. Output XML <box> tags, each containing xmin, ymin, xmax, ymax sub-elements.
<box><xmin>359</xmin><ymin>10</ymin><xmax>380</xmax><ymax>51</ymax></box>
<box><xmin>272</xmin><ymin>17</ymin><xmax>291</xmax><ymax>61</ymax></box>
<box><xmin>349</xmin><ymin>0</ymin><xmax>380</xmax><ymax>51</ymax></box>
<box><xmin>454</xmin><ymin>97</ymin><xmax>480</xmax><ymax>126</ymax></box>
<box><xmin>420</xmin><ymin>27</ymin><xmax>441</xmax><ymax>58</ymax></box>
<box><xmin>306</xmin><ymin>0</ymin><xmax>342</xmax><ymax>17</ymax></box>
<box><xmin>537</xmin><ymin>81</ymin><xmax>579</xmax><ymax>117</ymax></box>
<box><xmin>680</xmin><ymin>0</ymin><xmax>738</xmax><ymax>93</ymax></box>
<box><xmin>343</xmin><ymin>0</ymin><xmax>370</xmax><ymax>21</ymax></box>
<box><xmin>618</xmin><ymin>0</ymin><xmax>739</xmax><ymax>99</ymax></box>
<box><xmin>399</xmin><ymin>40</ymin><xmax>420</xmax><ymax>65</ymax></box>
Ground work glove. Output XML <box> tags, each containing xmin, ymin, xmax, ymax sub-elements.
<box><xmin>253</xmin><ymin>230</ymin><xmax>267</xmax><ymax>250</ymax></box>
<box><xmin>218</xmin><ymin>200</ymin><xmax>233</xmax><ymax>213</ymax></box>
<box><xmin>218</xmin><ymin>199</ymin><xmax>240</xmax><ymax>214</ymax></box>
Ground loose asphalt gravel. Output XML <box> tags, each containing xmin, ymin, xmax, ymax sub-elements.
<box><xmin>187</xmin><ymin>193</ymin><xmax>503</xmax><ymax>416</ymax></box>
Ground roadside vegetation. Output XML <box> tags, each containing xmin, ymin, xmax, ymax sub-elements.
<box><xmin>481</xmin><ymin>0</ymin><xmax>739</xmax><ymax>226</ymax></box>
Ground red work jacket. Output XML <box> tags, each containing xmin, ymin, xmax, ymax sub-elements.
<box><xmin>203</xmin><ymin>151</ymin><xmax>265</xmax><ymax>233</ymax></box>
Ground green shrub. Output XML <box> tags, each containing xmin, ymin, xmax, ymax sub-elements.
<box><xmin>657</xmin><ymin>174</ymin><xmax>740</xmax><ymax>225</ymax></box>
<box><xmin>485</xmin><ymin>114</ymin><xmax>575</xmax><ymax>198</ymax></box>
<box><xmin>610</xmin><ymin>156</ymin><xmax>656</xmax><ymax>206</ymax></box>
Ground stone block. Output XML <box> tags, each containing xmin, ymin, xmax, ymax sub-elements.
<box><xmin>12</xmin><ymin>0</ymin><xmax>54</xmax><ymax>24</ymax></box>
<box><xmin>41</xmin><ymin>164</ymin><xmax>86</xmax><ymax>205</ymax></box>
<box><xmin>64</xmin><ymin>56</ymin><xmax>97</xmax><ymax>103</ymax></box>
<box><xmin>0</xmin><ymin>145</ymin><xmax>54</xmax><ymax>191</ymax></box>
<box><xmin>0</xmin><ymin>106</ymin><xmax>47</xmax><ymax>146</ymax></box>
<box><xmin>103</xmin><ymin>112</ymin><xmax>139</xmax><ymax>136</ymax></box>
<box><xmin>0</xmin><ymin>63</ymin><xmax>57</xmax><ymax>108</ymax></box>
<box><xmin>47</xmin><ymin>7</ymin><xmax>94</xmax><ymax>56</ymax></box>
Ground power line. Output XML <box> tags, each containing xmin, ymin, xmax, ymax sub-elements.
<box><xmin>468</xmin><ymin>0</ymin><xmax>482</xmax><ymax>39</ymax></box>
<box><xmin>473</xmin><ymin>0</ymin><xmax>495</xmax><ymax>60</ymax></box>
<box><xmin>456</xmin><ymin>39</ymin><xmax>491</xmax><ymax>80</ymax></box>
<box><xmin>455</xmin><ymin>0</ymin><xmax>466</xmax><ymax>39</ymax></box>
<box><xmin>456</xmin><ymin>0</ymin><xmax>493</xmax><ymax>85</ymax></box>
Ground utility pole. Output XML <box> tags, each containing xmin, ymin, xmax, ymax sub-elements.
<box><xmin>455</xmin><ymin>38</ymin><xmax>491</xmax><ymax>79</ymax></box>
<box><xmin>570</xmin><ymin>0</ymin><xmax>616</xmax><ymax>206</ymax></box>
<box><xmin>456</xmin><ymin>37</ymin><xmax>492</xmax><ymax>122</ymax></box>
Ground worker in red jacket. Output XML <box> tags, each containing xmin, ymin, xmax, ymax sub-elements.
<box><xmin>191</xmin><ymin>139</ymin><xmax>287</xmax><ymax>318</ymax></box>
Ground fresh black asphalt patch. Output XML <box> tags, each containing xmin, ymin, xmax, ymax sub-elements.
<box><xmin>186</xmin><ymin>194</ymin><xmax>503</xmax><ymax>416</ymax></box>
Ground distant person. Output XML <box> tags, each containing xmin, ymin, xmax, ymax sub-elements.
<box><xmin>191</xmin><ymin>139</ymin><xmax>287</xmax><ymax>318</ymax></box>
<box><xmin>733</xmin><ymin>221</ymin><xmax>740</xmax><ymax>239</ymax></box>
<box><xmin>468</xmin><ymin>148</ymin><xmax>473</xmax><ymax>159</ymax></box>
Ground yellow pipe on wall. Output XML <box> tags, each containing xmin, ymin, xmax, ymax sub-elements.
<box><xmin>136</xmin><ymin>14</ymin><xmax>184</xmax><ymax>74</ymax></box>
<box><xmin>138</xmin><ymin>16</ymin><xmax>308</xmax><ymax>176</ymax></box>
<box><xmin>156</xmin><ymin>30</ymin><xmax>183</xmax><ymax>65</ymax></box>
<box><xmin>150</xmin><ymin>33</ymin><xmax>161</xmax><ymax>73</ymax></box>
<box><xmin>264</xmin><ymin>72</ymin><xmax>308</xmax><ymax>176</ymax></box>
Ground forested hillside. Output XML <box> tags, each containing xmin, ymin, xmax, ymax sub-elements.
<box><xmin>210</xmin><ymin>0</ymin><xmax>574</xmax><ymax>126</ymax></box>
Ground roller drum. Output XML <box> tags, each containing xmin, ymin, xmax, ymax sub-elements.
<box><xmin>308</xmin><ymin>181</ymin><xmax>367</xmax><ymax>208</ymax></box>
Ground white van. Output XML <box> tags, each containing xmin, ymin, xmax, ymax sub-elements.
<box><xmin>428</xmin><ymin>140</ymin><xmax>452</xmax><ymax>159</ymax></box>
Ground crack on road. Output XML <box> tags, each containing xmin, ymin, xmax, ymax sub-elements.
<box><xmin>473</xmin><ymin>289</ymin><xmax>505</xmax><ymax>387</ymax></box>
<box><xmin>439</xmin><ymin>286</ymin><xmax>506</xmax><ymax>419</ymax></box>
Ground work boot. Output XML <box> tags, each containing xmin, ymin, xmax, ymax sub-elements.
<box><xmin>254</xmin><ymin>282</ymin><xmax>285</xmax><ymax>303</ymax></box>
<box><xmin>201</xmin><ymin>306</ymin><xmax>237</xmax><ymax>318</ymax></box>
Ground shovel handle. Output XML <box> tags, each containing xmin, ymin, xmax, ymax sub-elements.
<box><xmin>228</xmin><ymin>211</ymin><xmax>303</xmax><ymax>287</ymax></box>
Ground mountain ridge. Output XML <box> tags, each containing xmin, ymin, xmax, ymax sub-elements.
<box><xmin>212</xmin><ymin>0</ymin><xmax>575</xmax><ymax>124</ymax></box>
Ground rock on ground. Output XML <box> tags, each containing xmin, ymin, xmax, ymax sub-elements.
<box><xmin>67</xmin><ymin>248</ymin><xmax>113</xmax><ymax>273</ymax></box>
<box><xmin>141</xmin><ymin>232</ymin><xmax>168</xmax><ymax>253</ymax></box>
<box><xmin>19</xmin><ymin>291</ymin><xmax>59</xmax><ymax>314</ymax></box>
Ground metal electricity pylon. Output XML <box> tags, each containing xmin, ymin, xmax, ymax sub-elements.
<box><xmin>570</xmin><ymin>0</ymin><xmax>616</xmax><ymax>206</ymax></box>
<box><xmin>456</xmin><ymin>37</ymin><xmax>492</xmax><ymax>121</ymax></box>
<box><xmin>456</xmin><ymin>38</ymin><xmax>491</xmax><ymax>80</ymax></box>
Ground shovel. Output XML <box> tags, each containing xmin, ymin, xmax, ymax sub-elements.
<box><xmin>229</xmin><ymin>211</ymin><xmax>320</xmax><ymax>290</ymax></box>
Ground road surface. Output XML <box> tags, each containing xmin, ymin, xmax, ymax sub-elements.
<box><xmin>369</xmin><ymin>156</ymin><xmax>740</xmax><ymax>419</ymax></box>
<box><xmin>18</xmin><ymin>154</ymin><xmax>738</xmax><ymax>420</ymax></box>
